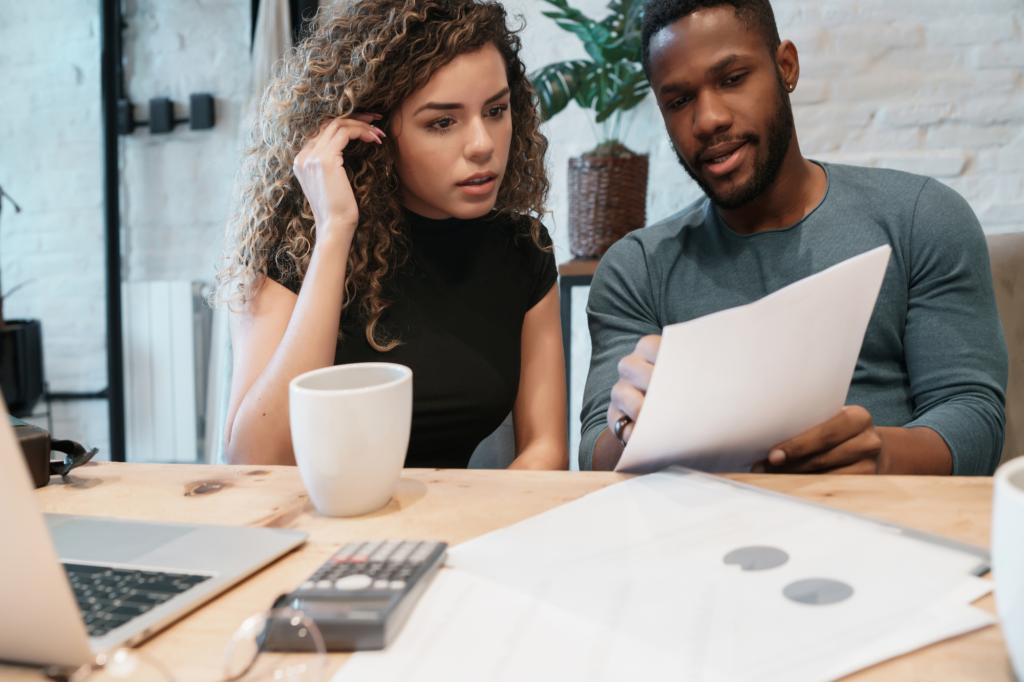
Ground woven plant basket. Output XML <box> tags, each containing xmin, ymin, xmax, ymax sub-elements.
<box><xmin>568</xmin><ymin>154</ymin><xmax>649</xmax><ymax>257</ymax></box>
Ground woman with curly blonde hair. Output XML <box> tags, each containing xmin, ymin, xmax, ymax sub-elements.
<box><xmin>220</xmin><ymin>0</ymin><xmax>567</xmax><ymax>469</ymax></box>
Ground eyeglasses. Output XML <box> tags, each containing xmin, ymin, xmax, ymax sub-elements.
<box><xmin>48</xmin><ymin>607</ymin><xmax>327</xmax><ymax>682</ymax></box>
<box><xmin>223</xmin><ymin>607</ymin><xmax>327</xmax><ymax>681</ymax></box>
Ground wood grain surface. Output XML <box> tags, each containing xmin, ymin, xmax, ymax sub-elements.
<box><xmin>3</xmin><ymin>463</ymin><xmax>1012</xmax><ymax>681</ymax></box>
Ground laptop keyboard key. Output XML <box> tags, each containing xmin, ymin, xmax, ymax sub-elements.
<box><xmin>63</xmin><ymin>563</ymin><xmax>210</xmax><ymax>638</ymax></box>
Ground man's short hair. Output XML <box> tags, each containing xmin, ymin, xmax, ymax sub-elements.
<box><xmin>641</xmin><ymin>0</ymin><xmax>782</xmax><ymax>77</ymax></box>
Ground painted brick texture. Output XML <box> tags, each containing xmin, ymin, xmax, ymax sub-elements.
<box><xmin>0</xmin><ymin>2</ymin><xmax>110</xmax><ymax>456</ymax></box>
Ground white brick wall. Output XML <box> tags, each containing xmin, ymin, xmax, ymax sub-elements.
<box><xmin>1</xmin><ymin>0</ymin><xmax>1021</xmax><ymax>463</ymax></box>
<box><xmin>0</xmin><ymin>2</ymin><xmax>110</xmax><ymax>457</ymax></box>
<box><xmin>121</xmin><ymin>0</ymin><xmax>250</xmax><ymax>283</ymax></box>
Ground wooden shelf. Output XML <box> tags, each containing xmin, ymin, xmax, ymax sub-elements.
<box><xmin>558</xmin><ymin>257</ymin><xmax>600</xmax><ymax>277</ymax></box>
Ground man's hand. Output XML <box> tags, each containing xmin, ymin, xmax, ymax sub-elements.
<box><xmin>752</xmin><ymin>406</ymin><xmax>882</xmax><ymax>474</ymax></box>
<box><xmin>752</xmin><ymin>406</ymin><xmax>953</xmax><ymax>475</ymax></box>
<box><xmin>607</xmin><ymin>335</ymin><xmax>662</xmax><ymax>443</ymax></box>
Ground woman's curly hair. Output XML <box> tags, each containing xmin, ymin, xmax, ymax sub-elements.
<box><xmin>216</xmin><ymin>0</ymin><xmax>550</xmax><ymax>351</ymax></box>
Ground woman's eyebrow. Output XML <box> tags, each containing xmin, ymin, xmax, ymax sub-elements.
<box><xmin>414</xmin><ymin>87</ymin><xmax>511</xmax><ymax>114</ymax></box>
<box><xmin>484</xmin><ymin>86</ymin><xmax>510</xmax><ymax>104</ymax></box>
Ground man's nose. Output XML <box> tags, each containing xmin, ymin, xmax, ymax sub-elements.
<box><xmin>691</xmin><ymin>90</ymin><xmax>733</xmax><ymax>141</ymax></box>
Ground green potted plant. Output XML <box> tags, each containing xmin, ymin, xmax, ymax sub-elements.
<box><xmin>531</xmin><ymin>0</ymin><xmax>650</xmax><ymax>257</ymax></box>
<box><xmin>0</xmin><ymin>185</ymin><xmax>44</xmax><ymax>417</ymax></box>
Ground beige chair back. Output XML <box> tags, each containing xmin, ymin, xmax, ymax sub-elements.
<box><xmin>988</xmin><ymin>233</ymin><xmax>1024</xmax><ymax>466</ymax></box>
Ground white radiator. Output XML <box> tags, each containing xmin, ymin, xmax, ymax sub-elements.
<box><xmin>121</xmin><ymin>281</ymin><xmax>212</xmax><ymax>463</ymax></box>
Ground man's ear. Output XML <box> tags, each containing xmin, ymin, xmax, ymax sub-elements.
<box><xmin>775</xmin><ymin>39</ymin><xmax>800</xmax><ymax>92</ymax></box>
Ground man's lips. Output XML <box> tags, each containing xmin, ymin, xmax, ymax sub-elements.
<box><xmin>699</xmin><ymin>141</ymin><xmax>749</xmax><ymax>178</ymax></box>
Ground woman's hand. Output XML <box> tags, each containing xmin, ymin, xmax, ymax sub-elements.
<box><xmin>292</xmin><ymin>113</ymin><xmax>384</xmax><ymax>244</ymax></box>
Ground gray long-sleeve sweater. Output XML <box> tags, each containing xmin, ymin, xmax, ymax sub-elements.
<box><xmin>579</xmin><ymin>162</ymin><xmax>1009</xmax><ymax>475</ymax></box>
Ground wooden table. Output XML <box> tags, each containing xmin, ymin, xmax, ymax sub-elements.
<box><xmin>7</xmin><ymin>464</ymin><xmax>1013</xmax><ymax>681</ymax></box>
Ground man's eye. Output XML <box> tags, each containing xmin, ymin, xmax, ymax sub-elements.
<box><xmin>667</xmin><ymin>96</ymin><xmax>692</xmax><ymax>110</ymax></box>
<box><xmin>723</xmin><ymin>73</ymin><xmax>746</xmax><ymax>86</ymax></box>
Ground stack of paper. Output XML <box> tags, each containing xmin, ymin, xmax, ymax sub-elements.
<box><xmin>334</xmin><ymin>470</ymin><xmax>993</xmax><ymax>682</ymax></box>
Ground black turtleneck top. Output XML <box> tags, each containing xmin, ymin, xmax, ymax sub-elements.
<box><xmin>267</xmin><ymin>210</ymin><xmax>557</xmax><ymax>468</ymax></box>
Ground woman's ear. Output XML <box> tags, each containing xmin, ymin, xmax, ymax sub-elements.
<box><xmin>387</xmin><ymin>107</ymin><xmax>403</xmax><ymax>139</ymax></box>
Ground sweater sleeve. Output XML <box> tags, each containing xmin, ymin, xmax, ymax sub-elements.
<box><xmin>578</xmin><ymin>235</ymin><xmax>662</xmax><ymax>470</ymax></box>
<box><xmin>902</xmin><ymin>179</ymin><xmax>1008</xmax><ymax>475</ymax></box>
<box><xmin>525</xmin><ymin>224</ymin><xmax>557</xmax><ymax>311</ymax></box>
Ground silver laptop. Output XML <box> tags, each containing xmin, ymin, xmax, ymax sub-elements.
<box><xmin>0</xmin><ymin>402</ymin><xmax>308</xmax><ymax>669</ymax></box>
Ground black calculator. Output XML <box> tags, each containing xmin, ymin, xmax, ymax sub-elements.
<box><xmin>266</xmin><ymin>540</ymin><xmax>447</xmax><ymax>651</ymax></box>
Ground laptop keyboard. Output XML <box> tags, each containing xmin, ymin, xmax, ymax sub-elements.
<box><xmin>64</xmin><ymin>563</ymin><xmax>211</xmax><ymax>638</ymax></box>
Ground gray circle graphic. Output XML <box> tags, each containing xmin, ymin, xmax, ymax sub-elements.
<box><xmin>783</xmin><ymin>578</ymin><xmax>854</xmax><ymax>605</ymax></box>
<box><xmin>723</xmin><ymin>546</ymin><xmax>790</xmax><ymax>571</ymax></box>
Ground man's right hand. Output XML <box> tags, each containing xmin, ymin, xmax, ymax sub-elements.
<box><xmin>292</xmin><ymin>114</ymin><xmax>384</xmax><ymax>245</ymax></box>
<box><xmin>594</xmin><ymin>335</ymin><xmax>661</xmax><ymax>469</ymax></box>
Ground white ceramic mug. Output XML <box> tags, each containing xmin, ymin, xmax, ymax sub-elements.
<box><xmin>993</xmin><ymin>456</ymin><xmax>1024</xmax><ymax>678</ymax></box>
<box><xmin>289</xmin><ymin>363</ymin><xmax>412</xmax><ymax>517</ymax></box>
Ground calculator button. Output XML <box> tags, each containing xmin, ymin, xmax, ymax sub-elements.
<box><xmin>359</xmin><ymin>541</ymin><xmax>383</xmax><ymax>557</ymax></box>
<box><xmin>315</xmin><ymin>580</ymin><xmax>333</xmax><ymax>590</ymax></box>
<box><xmin>372</xmin><ymin>580</ymin><xmax>389</xmax><ymax>590</ymax></box>
<box><xmin>370</xmin><ymin>541</ymin><xmax>402</xmax><ymax>562</ymax></box>
<box><xmin>301</xmin><ymin>581</ymin><xmax>315</xmax><ymax>590</ymax></box>
<box><xmin>335</xmin><ymin>542</ymin><xmax>363</xmax><ymax>556</ymax></box>
<box><xmin>334</xmin><ymin>574</ymin><xmax>373</xmax><ymax>591</ymax></box>
<box><xmin>408</xmin><ymin>542</ymin><xmax>437</xmax><ymax>565</ymax></box>
<box><xmin>387</xmin><ymin>542</ymin><xmax>417</xmax><ymax>564</ymax></box>
<box><xmin>389</xmin><ymin>580</ymin><xmax>406</xmax><ymax>590</ymax></box>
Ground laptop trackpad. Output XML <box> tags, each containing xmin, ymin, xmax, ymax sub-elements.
<box><xmin>48</xmin><ymin>516</ymin><xmax>195</xmax><ymax>564</ymax></box>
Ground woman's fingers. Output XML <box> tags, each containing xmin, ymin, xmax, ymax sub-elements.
<box><xmin>298</xmin><ymin>118</ymin><xmax>383</xmax><ymax>168</ymax></box>
<box><xmin>320</xmin><ymin>125</ymin><xmax>383</xmax><ymax>171</ymax></box>
<box><xmin>303</xmin><ymin>120</ymin><xmax>382</xmax><ymax>170</ymax></box>
<box><xmin>308</xmin><ymin>118</ymin><xmax>349</xmax><ymax>158</ymax></box>
<box><xmin>350</xmin><ymin>112</ymin><xmax>383</xmax><ymax>124</ymax></box>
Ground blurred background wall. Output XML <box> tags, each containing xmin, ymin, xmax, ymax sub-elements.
<box><xmin>0</xmin><ymin>0</ymin><xmax>1021</xmax><ymax>461</ymax></box>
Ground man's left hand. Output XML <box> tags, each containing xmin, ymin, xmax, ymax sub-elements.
<box><xmin>752</xmin><ymin>406</ymin><xmax>884</xmax><ymax>474</ymax></box>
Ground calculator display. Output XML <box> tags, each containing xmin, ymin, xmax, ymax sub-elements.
<box><xmin>298</xmin><ymin>599</ymin><xmax>393</xmax><ymax>613</ymax></box>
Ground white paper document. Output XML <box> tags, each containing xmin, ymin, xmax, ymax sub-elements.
<box><xmin>616</xmin><ymin>245</ymin><xmax>892</xmax><ymax>473</ymax></box>
<box><xmin>335</xmin><ymin>470</ymin><xmax>994</xmax><ymax>682</ymax></box>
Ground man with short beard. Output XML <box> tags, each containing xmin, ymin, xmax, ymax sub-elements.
<box><xmin>579</xmin><ymin>0</ymin><xmax>1009</xmax><ymax>475</ymax></box>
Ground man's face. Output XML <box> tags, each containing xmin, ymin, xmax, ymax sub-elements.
<box><xmin>648</xmin><ymin>8</ymin><xmax>794</xmax><ymax>210</ymax></box>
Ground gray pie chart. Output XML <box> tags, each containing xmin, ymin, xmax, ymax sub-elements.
<box><xmin>783</xmin><ymin>578</ymin><xmax>854</xmax><ymax>605</ymax></box>
<box><xmin>723</xmin><ymin>546</ymin><xmax>790</xmax><ymax>571</ymax></box>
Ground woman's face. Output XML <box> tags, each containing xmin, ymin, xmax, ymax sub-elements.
<box><xmin>391</xmin><ymin>42</ymin><xmax>513</xmax><ymax>220</ymax></box>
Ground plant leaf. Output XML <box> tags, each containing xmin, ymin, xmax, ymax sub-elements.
<box><xmin>534</xmin><ymin>0</ymin><xmax>649</xmax><ymax>136</ymax></box>
<box><xmin>529</xmin><ymin>61</ymin><xmax>592</xmax><ymax>121</ymax></box>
